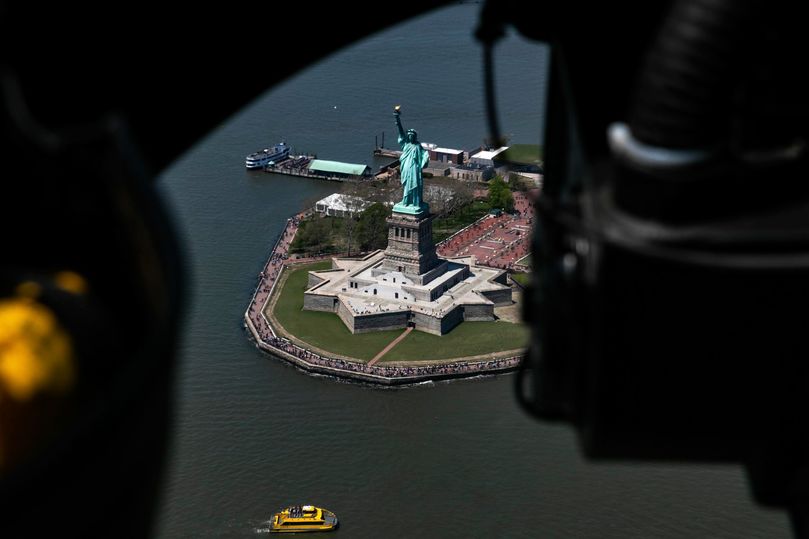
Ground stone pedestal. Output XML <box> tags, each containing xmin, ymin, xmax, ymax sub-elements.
<box><xmin>379</xmin><ymin>211</ymin><xmax>440</xmax><ymax>284</ymax></box>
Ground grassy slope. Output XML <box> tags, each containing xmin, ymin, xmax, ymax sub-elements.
<box><xmin>510</xmin><ymin>272</ymin><xmax>531</xmax><ymax>287</ymax></box>
<box><xmin>500</xmin><ymin>144</ymin><xmax>543</xmax><ymax>164</ymax></box>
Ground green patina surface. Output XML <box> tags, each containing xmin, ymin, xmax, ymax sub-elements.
<box><xmin>308</xmin><ymin>159</ymin><xmax>370</xmax><ymax>176</ymax></box>
<box><xmin>394</xmin><ymin>107</ymin><xmax>429</xmax><ymax>211</ymax></box>
<box><xmin>392</xmin><ymin>201</ymin><xmax>429</xmax><ymax>216</ymax></box>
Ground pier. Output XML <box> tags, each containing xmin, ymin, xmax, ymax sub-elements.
<box><xmin>246</xmin><ymin>140</ymin><xmax>401</xmax><ymax>182</ymax></box>
<box><xmin>264</xmin><ymin>154</ymin><xmax>339</xmax><ymax>182</ymax></box>
<box><xmin>373</xmin><ymin>147</ymin><xmax>401</xmax><ymax>158</ymax></box>
<box><xmin>261</xmin><ymin>154</ymin><xmax>370</xmax><ymax>182</ymax></box>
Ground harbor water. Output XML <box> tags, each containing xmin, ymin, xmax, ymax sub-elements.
<box><xmin>154</xmin><ymin>5</ymin><xmax>789</xmax><ymax>537</ymax></box>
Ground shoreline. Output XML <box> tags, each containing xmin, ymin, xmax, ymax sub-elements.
<box><xmin>245</xmin><ymin>311</ymin><xmax>521</xmax><ymax>385</ymax></box>
<box><xmin>244</xmin><ymin>213</ymin><xmax>524</xmax><ymax>386</ymax></box>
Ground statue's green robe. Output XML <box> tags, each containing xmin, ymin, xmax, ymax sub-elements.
<box><xmin>398</xmin><ymin>136</ymin><xmax>429</xmax><ymax>207</ymax></box>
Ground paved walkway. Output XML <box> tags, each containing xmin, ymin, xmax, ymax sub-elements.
<box><xmin>436</xmin><ymin>191</ymin><xmax>534</xmax><ymax>270</ymax></box>
<box><xmin>368</xmin><ymin>327</ymin><xmax>413</xmax><ymax>366</ymax></box>
<box><xmin>247</xmin><ymin>215</ymin><xmax>302</xmax><ymax>342</ymax></box>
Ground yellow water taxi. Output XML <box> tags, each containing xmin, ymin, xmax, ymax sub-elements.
<box><xmin>269</xmin><ymin>505</ymin><xmax>339</xmax><ymax>533</ymax></box>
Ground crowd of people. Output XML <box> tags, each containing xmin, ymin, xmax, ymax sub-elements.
<box><xmin>260</xmin><ymin>333</ymin><xmax>522</xmax><ymax>381</ymax></box>
<box><xmin>247</xmin><ymin>215</ymin><xmax>302</xmax><ymax>339</ymax></box>
<box><xmin>436</xmin><ymin>192</ymin><xmax>533</xmax><ymax>270</ymax></box>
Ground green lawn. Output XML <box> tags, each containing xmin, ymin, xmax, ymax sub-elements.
<box><xmin>271</xmin><ymin>261</ymin><xmax>400</xmax><ymax>360</ymax></box>
<box><xmin>517</xmin><ymin>253</ymin><xmax>532</xmax><ymax>267</ymax></box>
<box><xmin>510</xmin><ymin>272</ymin><xmax>531</xmax><ymax>287</ymax></box>
<box><xmin>381</xmin><ymin>320</ymin><xmax>528</xmax><ymax>362</ymax></box>
<box><xmin>271</xmin><ymin>262</ymin><xmax>528</xmax><ymax>362</ymax></box>
<box><xmin>500</xmin><ymin>144</ymin><xmax>543</xmax><ymax>165</ymax></box>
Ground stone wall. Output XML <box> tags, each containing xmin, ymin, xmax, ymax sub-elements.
<box><xmin>440</xmin><ymin>306</ymin><xmax>465</xmax><ymax>334</ymax></box>
<box><xmin>424</xmin><ymin>163</ymin><xmax>450</xmax><ymax>177</ymax></box>
<box><xmin>402</xmin><ymin>284</ymin><xmax>431</xmax><ymax>302</ymax></box>
<box><xmin>491</xmin><ymin>270</ymin><xmax>509</xmax><ymax>286</ymax></box>
<box><xmin>304</xmin><ymin>293</ymin><xmax>337</xmax><ymax>312</ymax></box>
<box><xmin>419</xmin><ymin>260</ymin><xmax>449</xmax><ymax>286</ymax></box>
<box><xmin>462</xmin><ymin>303</ymin><xmax>495</xmax><ymax>321</ymax></box>
<box><xmin>307</xmin><ymin>268</ymin><xmax>345</xmax><ymax>289</ymax></box>
<box><xmin>336</xmin><ymin>299</ymin><xmax>356</xmax><ymax>331</ymax></box>
<box><xmin>410</xmin><ymin>307</ymin><xmax>464</xmax><ymax>335</ymax></box>
<box><xmin>448</xmin><ymin>166</ymin><xmax>494</xmax><ymax>182</ymax></box>
<box><xmin>479</xmin><ymin>287</ymin><xmax>512</xmax><ymax>306</ymax></box>
<box><xmin>307</xmin><ymin>273</ymin><xmax>326</xmax><ymax>288</ymax></box>
<box><xmin>351</xmin><ymin>310</ymin><xmax>409</xmax><ymax>334</ymax></box>
<box><xmin>412</xmin><ymin>311</ymin><xmax>443</xmax><ymax>335</ymax></box>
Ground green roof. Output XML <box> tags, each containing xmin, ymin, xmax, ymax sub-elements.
<box><xmin>308</xmin><ymin>159</ymin><xmax>370</xmax><ymax>176</ymax></box>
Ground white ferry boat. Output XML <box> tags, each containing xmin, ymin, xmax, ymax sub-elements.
<box><xmin>245</xmin><ymin>142</ymin><xmax>291</xmax><ymax>169</ymax></box>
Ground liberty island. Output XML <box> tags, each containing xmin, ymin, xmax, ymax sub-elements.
<box><xmin>161</xmin><ymin>5</ymin><xmax>784</xmax><ymax>536</ymax></box>
<box><xmin>242</xmin><ymin>107</ymin><xmax>523</xmax><ymax>383</ymax></box>
<box><xmin>301</xmin><ymin>106</ymin><xmax>512</xmax><ymax>336</ymax></box>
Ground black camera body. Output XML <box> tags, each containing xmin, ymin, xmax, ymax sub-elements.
<box><xmin>500</xmin><ymin>0</ymin><xmax>809</xmax><ymax>516</ymax></box>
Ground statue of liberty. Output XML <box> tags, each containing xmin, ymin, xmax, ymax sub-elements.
<box><xmin>393</xmin><ymin>105</ymin><xmax>429</xmax><ymax>215</ymax></box>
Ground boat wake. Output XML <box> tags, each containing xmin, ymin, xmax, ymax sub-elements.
<box><xmin>254</xmin><ymin>520</ymin><xmax>273</xmax><ymax>534</ymax></box>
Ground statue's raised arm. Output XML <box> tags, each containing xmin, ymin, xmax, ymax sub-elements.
<box><xmin>394</xmin><ymin>105</ymin><xmax>406</xmax><ymax>146</ymax></box>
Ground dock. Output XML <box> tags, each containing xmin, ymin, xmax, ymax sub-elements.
<box><xmin>257</xmin><ymin>152</ymin><xmax>394</xmax><ymax>182</ymax></box>
<box><xmin>263</xmin><ymin>155</ymin><xmax>347</xmax><ymax>182</ymax></box>
<box><xmin>247</xmin><ymin>145</ymin><xmax>398</xmax><ymax>182</ymax></box>
<box><xmin>373</xmin><ymin>147</ymin><xmax>401</xmax><ymax>158</ymax></box>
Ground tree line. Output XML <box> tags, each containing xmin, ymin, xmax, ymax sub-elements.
<box><xmin>291</xmin><ymin>174</ymin><xmax>515</xmax><ymax>257</ymax></box>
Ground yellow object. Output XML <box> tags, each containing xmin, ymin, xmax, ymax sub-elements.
<box><xmin>54</xmin><ymin>271</ymin><xmax>89</xmax><ymax>296</ymax></box>
<box><xmin>0</xmin><ymin>298</ymin><xmax>75</xmax><ymax>402</ymax></box>
<box><xmin>14</xmin><ymin>281</ymin><xmax>42</xmax><ymax>299</ymax></box>
<box><xmin>270</xmin><ymin>505</ymin><xmax>339</xmax><ymax>533</ymax></box>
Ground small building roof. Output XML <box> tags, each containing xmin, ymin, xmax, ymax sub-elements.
<box><xmin>309</xmin><ymin>159</ymin><xmax>370</xmax><ymax>176</ymax></box>
<box><xmin>471</xmin><ymin>147</ymin><xmax>509</xmax><ymax>161</ymax></box>
<box><xmin>432</xmin><ymin>147</ymin><xmax>463</xmax><ymax>155</ymax></box>
<box><xmin>315</xmin><ymin>193</ymin><xmax>369</xmax><ymax>212</ymax></box>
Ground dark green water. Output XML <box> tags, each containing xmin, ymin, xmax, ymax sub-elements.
<box><xmin>154</xmin><ymin>5</ymin><xmax>789</xmax><ymax>538</ymax></box>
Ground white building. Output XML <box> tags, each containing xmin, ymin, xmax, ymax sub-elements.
<box><xmin>470</xmin><ymin>146</ymin><xmax>509</xmax><ymax>167</ymax></box>
<box><xmin>314</xmin><ymin>193</ymin><xmax>370</xmax><ymax>218</ymax></box>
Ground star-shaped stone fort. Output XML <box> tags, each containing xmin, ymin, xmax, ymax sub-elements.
<box><xmin>303</xmin><ymin>207</ymin><xmax>512</xmax><ymax>335</ymax></box>
<box><xmin>304</xmin><ymin>107</ymin><xmax>512</xmax><ymax>334</ymax></box>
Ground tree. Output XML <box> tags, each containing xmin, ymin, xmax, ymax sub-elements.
<box><xmin>357</xmin><ymin>203</ymin><xmax>391</xmax><ymax>252</ymax></box>
<box><xmin>487</xmin><ymin>175</ymin><xmax>514</xmax><ymax>211</ymax></box>
<box><xmin>444</xmin><ymin>179</ymin><xmax>474</xmax><ymax>216</ymax></box>
<box><xmin>341</xmin><ymin>199</ymin><xmax>364</xmax><ymax>257</ymax></box>
<box><xmin>291</xmin><ymin>217</ymin><xmax>331</xmax><ymax>255</ymax></box>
